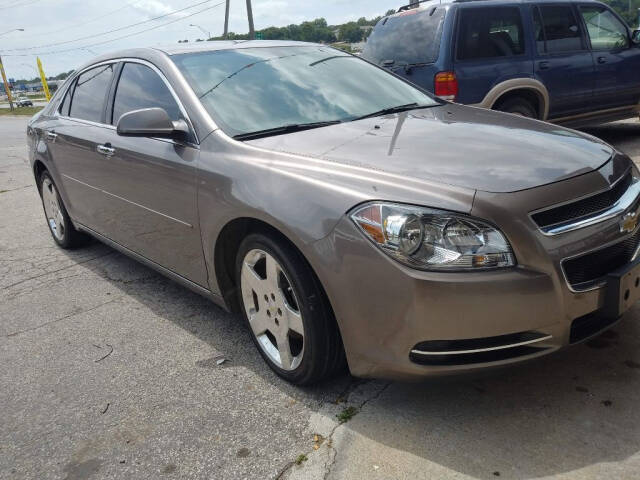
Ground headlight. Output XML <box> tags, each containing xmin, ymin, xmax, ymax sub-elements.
<box><xmin>350</xmin><ymin>202</ymin><xmax>515</xmax><ymax>271</ymax></box>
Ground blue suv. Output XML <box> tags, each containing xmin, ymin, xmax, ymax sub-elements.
<box><xmin>362</xmin><ymin>0</ymin><xmax>640</xmax><ymax>126</ymax></box>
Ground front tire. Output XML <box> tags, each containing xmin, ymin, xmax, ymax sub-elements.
<box><xmin>236</xmin><ymin>233</ymin><xmax>345</xmax><ymax>385</ymax></box>
<box><xmin>38</xmin><ymin>171</ymin><xmax>88</xmax><ymax>249</ymax></box>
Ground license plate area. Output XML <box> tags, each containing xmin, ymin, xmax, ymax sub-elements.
<box><xmin>604</xmin><ymin>260</ymin><xmax>640</xmax><ymax>319</ymax></box>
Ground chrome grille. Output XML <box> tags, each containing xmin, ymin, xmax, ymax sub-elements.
<box><xmin>532</xmin><ymin>172</ymin><xmax>632</xmax><ymax>229</ymax></box>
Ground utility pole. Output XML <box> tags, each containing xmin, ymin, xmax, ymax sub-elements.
<box><xmin>0</xmin><ymin>55</ymin><xmax>14</xmax><ymax>111</ymax></box>
<box><xmin>224</xmin><ymin>0</ymin><xmax>230</xmax><ymax>39</ymax></box>
<box><xmin>246</xmin><ymin>0</ymin><xmax>255</xmax><ymax>39</ymax></box>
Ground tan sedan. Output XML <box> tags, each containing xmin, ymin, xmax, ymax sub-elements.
<box><xmin>28</xmin><ymin>41</ymin><xmax>640</xmax><ymax>384</ymax></box>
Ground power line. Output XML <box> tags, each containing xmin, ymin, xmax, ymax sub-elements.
<box><xmin>1</xmin><ymin>2</ymin><xmax>225</xmax><ymax>57</ymax></box>
<box><xmin>2</xmin><ymin>0</ymin><xmax>219</xmax><ymax>52</ymax></box>
<box><xmin>19</xmin><ymin>0</ymin><xmax>147</xmax><ymax>39</ymax></box>
<box><xmin>0</xmin><ymin>0</ymin><xmax>43</xmax><ymax>10</ymax></box>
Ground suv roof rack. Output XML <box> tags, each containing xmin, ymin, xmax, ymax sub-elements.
<box><xmin>397</xmin><ymin>0</ymin><xmax>493</xmax><ymax>11</ymax></box>
<box><xmin>397</xmin><ymin>1</ymin><xmax>431</xmax><ymax>11</ymax></box>
<box><xmin>397</xmin><ymin>0</ymin><xmax>458</xmax><ymax>12</ymax></box>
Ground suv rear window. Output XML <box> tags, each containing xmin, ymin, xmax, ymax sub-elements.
<box><xmin>456</xmin><ymin>7</ymin><xmax>525</xmax><ymax>60</ymax></box>
<box><xmin>362</xmin><ymin>8</ymin><xmax>446</xmax><ymax>66</ymax></box>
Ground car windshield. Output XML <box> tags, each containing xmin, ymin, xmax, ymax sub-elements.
<box><xmin>362</xmin><ymin>7</ymin><xmax>446</xmax><ymax>66</ymax></box>
<box><xmin>172</xmin><ymin>46</ymin><xmax>438</xmax><ymax>138</ymax></box>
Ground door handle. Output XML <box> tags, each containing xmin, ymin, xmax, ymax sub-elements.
<box><xmin>597</xmin><ymin>56</ymin><xmax>607</xmax><ymax>64</ymax></box>
<box><xmin>96</xmin><ymin>144</ymin><xmax>115</xmax><ymax>156</ymax></box>
<box><xmin>45</xmin><ymin>131</ymin><xmax>58</xmax><ymax>142</ymax></box>
<box><xmin>539</xmin><ymin>61</ymin><xmax>550</xmax><ymax>70</ymax></box>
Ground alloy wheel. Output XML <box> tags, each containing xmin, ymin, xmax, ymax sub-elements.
<box><xmin>240</xmin><ymin>249</ymin><xmax>305</xmax><ymax>371</ymax></box>
<box><xmin>41</xmin><ymin>177</ymin><xmax>65</xmax><ymax>241</ymax></box>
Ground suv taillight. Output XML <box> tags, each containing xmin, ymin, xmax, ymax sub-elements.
<box><xmin>434</xmin><ymin>72</ymin><xmax>458</xmax><ymax>102</ymax></box>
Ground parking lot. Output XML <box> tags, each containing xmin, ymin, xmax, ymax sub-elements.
<box><xmin>2</xmin><ymin>114</ymin><xmax>640</xmax><ymax>480</ymax></box>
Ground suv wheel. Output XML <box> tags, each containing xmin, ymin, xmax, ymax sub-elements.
<box><xmin>495</xmin><ymin>97</ymin><xmax>537</xmax><ymax>119</ymax></box>
<box><xmin>236</xmin><ymin>233</ymin><xmax>345</xmax><ymax>385</ymax></box>
<box><xmin>39</xmin><ymin>171</ymin><xmax>88</xmax><ymax>249</ymax></box>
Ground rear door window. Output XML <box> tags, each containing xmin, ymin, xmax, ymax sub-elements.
<box><xmin>111</xmin><ymin>62</ymin><xmax>181</xmax><ymax>125</ymax></box>
<box><xmin>456</xmin><ymin>7</ymin><xmax>525</xmax><ymax>60</ymax></box>
<box><xmin>537</xmin><ymin>5</ymin><xmax>585</xmax><ymax>53</ymax></box>
<box><xmin>69</xmin><ymin>64</ymin><xmax>114</xmax><ymax>123</ymax></box>
<box><xmin>362</xmin><ymin>8</ymin><xmax>446</xmax><ymax>66</ymax></box>
<box><xmin>579</xmin><ymin>5</ymin><xmax>629</xmax><ymax>50</ymax></box>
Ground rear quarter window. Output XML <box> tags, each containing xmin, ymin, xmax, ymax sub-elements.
<box><xmin>456</xmin><ymin>6</ymin><xmax>525</xmax><ymax>60</ymax></box>
<box><xmin>69</xmin><ymin>64</ymin><xmax>114</xmax><ymax>123</ymax></box>
<box><xmin>362</xmin><ymin>7</ymin><xmax>446</xmax><ymax>66</ymax></box>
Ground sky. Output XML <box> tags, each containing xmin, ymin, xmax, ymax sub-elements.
<box><xmin>0</xmin><ymin>0</ymin><xmax>400</xmax><ymax>80</ymax></box>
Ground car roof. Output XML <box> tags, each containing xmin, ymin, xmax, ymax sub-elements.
<box><xmin>155</xmin><ymin>40</ymin><xmax>325</xmax><ymax>56</ymax></box>
<box><xmin>70</xmin><ymin>40</ymin><xmax>330</xmax><ymax>74</ymax></box>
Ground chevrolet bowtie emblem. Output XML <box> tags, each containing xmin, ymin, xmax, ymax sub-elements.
<box><xmin>621</xmin><ymin>211</ymin><xmax>638</xmax><ymax>234</ymax></box>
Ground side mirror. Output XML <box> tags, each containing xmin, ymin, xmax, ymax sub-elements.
<box><xmin>632</xmin><ymin>29</ymin><xmax>640</xmax><ymax>46</ymax></box>
<box><xmin>116</xmin><ymin>107</ymin><xmax>189</xmax><ymax>140</ymax></box>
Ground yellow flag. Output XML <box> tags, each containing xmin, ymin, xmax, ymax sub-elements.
<box><xmin>37</xmin><ymin>57</ymin><xmax>51</xmax><ymax>102</ymax></box>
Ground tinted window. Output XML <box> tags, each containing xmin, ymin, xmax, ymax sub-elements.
<box><xmin>173</xmin><ymin>46</ymin><xmax>438</xmax><ymax>138</ymax></box>
<box><xmin>580</xmin><ymin>6</ymin><xmax>629</xmax><ymax>50</ymax></box>
<box><xmin>457</xmin><ymin>7</ymin><xmax>525</xmax><ymax>60</ymax></box>
<box><xmin>362</xmin><ymin>8</ymin><xmax>446</xmax><ymax>65</ymax></box>
<box><xmin>69</xmin><ymin>64</ymin><xmax>114</xmax><ymax>122</ymax></box>
<box><xmin>59</xmin><ymin>84</ymin><xmax>73</xmax><ymax>116</ymax></box>
<box><xmin>112</xmin><ymin>63</ymin><xmax>181</xmax><ymax>125</ymax></box>
<box><xmin>538</xmin><ymin>5</ymin><xmax>584</xmax><ymax>53</ymax></box>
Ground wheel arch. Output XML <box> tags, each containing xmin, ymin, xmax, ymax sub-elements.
<box><xmin>480</xmin><ymin>79</ymin><xmax>550</xmax><ymax>120</ymax></box>
<box><xmin>213</xmin><ymin>217</ymin><xmax>331</xmax><ymax>317</ymax></box>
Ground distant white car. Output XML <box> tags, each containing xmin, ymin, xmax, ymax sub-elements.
<box><xmin>16</xmin><ymin>97</ymin><xmax>33</xmax><ymax>107</ymax></box>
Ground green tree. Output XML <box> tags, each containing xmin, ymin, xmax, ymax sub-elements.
<box><xmin>338</xmin><ymin>22</ymin><xmax>363</xmax><ymax>43</ymax></box>
<box><xmin>601</xmin><ymin>0</ymin><xmax>639</xmax><ymax>26</ymax></box>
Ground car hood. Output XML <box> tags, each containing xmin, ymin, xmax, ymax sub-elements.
<box><xmin>245</xmin><ymin>103</ymin><xmax>614</xmax><ymax>193</ymax></box>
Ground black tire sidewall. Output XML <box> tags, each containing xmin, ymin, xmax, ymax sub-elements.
<box><xmin>497</xmin><ymin>98</ymin><xmax>537</xmax><ymax>119</ymax></box>
<box><xmin>235</xmin><ymin>233</ymin><xmax>331</xmax><ymax>385</ymax></box>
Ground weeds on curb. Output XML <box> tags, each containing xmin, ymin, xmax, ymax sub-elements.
<box><xmin>336</xmin><ymin>406</ymin><xmax>358</xmax><ymax>423</ymax></box>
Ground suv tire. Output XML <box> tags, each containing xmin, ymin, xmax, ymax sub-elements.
<box><xmin>495</xmin><ymin>97</ymin><xmax>537</xmax><ymax>119</ymax></box>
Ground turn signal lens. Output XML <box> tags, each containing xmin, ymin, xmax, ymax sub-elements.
<box><xmin>434</xmin><ymin>71</ymin><xmax>458</xmax><ymax>101</ymax></box>
<box><xmin>350</xmin><ymin>203</ymin><xmax>515</xmax><ymax>271</ymax></box>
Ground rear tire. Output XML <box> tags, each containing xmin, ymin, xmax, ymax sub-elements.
<box><xmin>38</xmin><ymin>171</ymin><xmax>88</xmax><ymax>249</ymax></box>
<box><xmin>236</xmin><ymin>233</ymin><xmax>346</xmax><ymax>385</ymax></box>
<box><xmin>495</xmin><ymin>97</ymin><xmax>537</xmax><ymax>118</ymax></box>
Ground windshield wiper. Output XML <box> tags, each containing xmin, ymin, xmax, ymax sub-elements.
<box><xmin>381</xmin><ymin>60</ymin><xmax>431</xmax><ymax>74</ymax></box>
<box><xmin>233</xmin><ymin>120</ymin><xmax>342</xmax><ymax>141</ymax></box>
<box><xmin>352</xmin><ymin>103</ymin><xmax>430</xmax><ymax>121</ymax></box>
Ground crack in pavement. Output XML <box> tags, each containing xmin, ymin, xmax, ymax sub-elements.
<box><xmin>322</xmin><ymin>381</ymin><xmax>392</xmax><ymax>480</ymax></box>
<box><xmin>0</xmin><ymin>252</ymin><xmax>115</xmax><ymax>291</ymax></box>
<box><xmin>0</xmin><ymin>185</ymin><xmax>31</xmax><ymax>194</ymax></box>
<box><xmin>277</xmin><ymin>381</ymin><xmax>392</xmax><ymax>480</ymax></box>
<box><xmin>5</xmin><ymin>296</ymin><xmax>123</xmax><ymax>338</ymax></box>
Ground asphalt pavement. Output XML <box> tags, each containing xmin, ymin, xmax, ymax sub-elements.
<box><xmin>2</xmin><ymin>115</ymin><xmax>640</xmax><ymax>480</ymax></box>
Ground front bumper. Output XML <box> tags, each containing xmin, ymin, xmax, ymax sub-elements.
<box><xmin>307</xmin><ymin>161</ymin><xmax>640</xmax><ymax>381</ymax></box>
